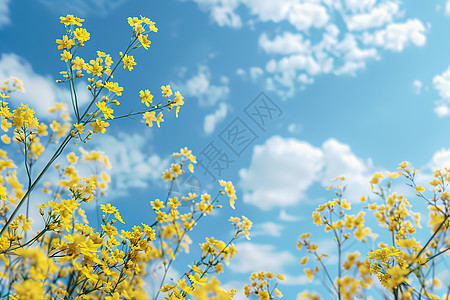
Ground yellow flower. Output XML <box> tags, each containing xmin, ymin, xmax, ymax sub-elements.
<box><xmin>398</xmin><ymin>161</ymin><xmax>409</xmax><ymax>171</ymax></box>
<box><xmin>151</xmin><ymin>199</ymin><xmax>165</xmax><ymax>210</ymax></box>
<box><xmin>74</xmin><ymin>27</ymin><xmax>90</xmax><ymax>43</ymax></box>
<box><xmin>56</xmin><ymin>35</ymin><xmax>75</xmax><ymax>50</ymax></box>
<box><xmin>60</xmin><ymin>14</ymin><xmax>84</xmax><ymax>26</ymax></box>
<box><xmin>370</xmin><ymin>172</ymin><xmax>384</xmax><ymax>185</ymax></box>
<box><xmin>1</xmin><ymin>119</ymin><xmax>12</xmax><ymax>132</ymax></box>
<box><xmin>415</xmin><ymin>185</ymin><xmax>425</xmax><ymax>193</ymax></box>
<box><xmin>1</xmin><ymin>134</ymin><xmax>10</xmax><ymax>144</ymax></box>
<box><xmin>114</xmin><ymin>211</ymin><xmax>125</xmax><ymax>224</ymax></box>
<box><xmin>12</xmin><ymin>279</ymin><xmax>44</xmax><ymax>300</ymax></box>
<box><xmin>340</xmin><ymin>199</ymin><xmax>351</xmax><ymax>210</ymax></box>
<box><xmin>96</xmin><ymin>101</ymin><xmax>114</xmax><ymax>119</ymax></box>
<box><xmin>74</xmin><ymin>123</ymin><xmax>85</xmax><ymax>134</ymax></box>
<box><xmin>103</xmin><ymin>82</ymin><xmax>123</xmax><ymax>96</ymax></box>
<box><xmin>66</xmin><ymin>152</ymin><xmax>78</xmax><ymax>164</ymax></box>
<box><xmin>122</xmin><ymin>54</ymin><xmax>136</xmax><ymax>71</ymax></box>
<box><xmin>156</xmin><ymin>112</ymin><xmax>164</xmax><ymax>127</ymax></box>
<box><xmin>127</xmin><ymin>16</ymin><xmax>142</xmax><ymax>27</ymax></box>
<box><xmin>100</xmin><ymin>203</ymin><xmax>117</xmax><ymax>213</ymax></box>
<box><xmin>140</xmin><ymin>89</ymin><xmax>153</xmax><ymax>107</ymax></box>
<box><xmin>397</xmin><ymin>237</ymin><xmax>420</xmax><ymax>249</ymax></box>
<box><xmin>90</xmin><ymin>118</ymin><xmax>110</xmax><ymax>134</ymax></box>
<box><xmin>86</xmin><ymin>62</ymin><xmax>103</xmax><ymax>76</ymax></box>
<box><xmin>304</xmin><ymin>268</ymin><xmax>314</xmax><ymax>280</ymax></box>
<box><xmin>143</xmin><ymin>111</ymin><xmax>157</xmax><ymax>127</ymax></box>
<box><xmin>387</xmin><ymin>171</ymin><xmax>399</xmax><ymax>178</ymax></box>
<box><xmin>138</xmin><ymin>34</ymin><xmax>151</xmax><ymax>49</ymax></box>
<box><xmin>161</xmin><ymin>84</ymin><xmax>173</xmax><ymax>97</ymax></box>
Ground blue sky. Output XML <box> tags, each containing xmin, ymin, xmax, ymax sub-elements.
<box><xmin>1</xmin><ymin>0</ymin><xmax>450</xmax><ymax>298</ymax></box>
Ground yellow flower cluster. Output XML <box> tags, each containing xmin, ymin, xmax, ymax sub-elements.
<box><xmin>0</xmin><ymin>14</ymin><xmax>253</xmax><ymax>300</ymax></box>
<box><xmin>297</xmin><ymin>164</ymin><xmax>450</xmax><ymax>299</ymax></box>
<box><xmin>243</xmin><ymin>271</ymin><xmax>284</xmax><ymax>299</ymax></box>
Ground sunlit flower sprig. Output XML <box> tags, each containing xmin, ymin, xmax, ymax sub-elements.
<box><xmin>0</xmin><ymin>13</ymin><xmax>250</xmax><ymax>300</ymax></box>
<box><xmin>363</xmin><ymin>162</ymin><xmax>450</xmax><ymax>299</ymax></box>
<box><xmin>243</xmin><ymin>271</ymin><xmax>284</xmax><ymax>300</ymax></box>
<box><xmin>151</xmin><ymin>160</ymin><xmax>248</xmax><ymax>300</ymax></box>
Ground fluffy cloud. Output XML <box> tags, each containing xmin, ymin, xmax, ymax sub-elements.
<box><xmin>413</xmin><ymin>79</ymin><xmax>423</xmax><ymax>95</ymax></box>
<box><xmin>320</xmin><ymin>138</ymin><xmax>373</xmax><ymax>202</ymax></box>
<box><xmin>173</xmin><ymin>65</ymin><xmax>229</xmax><ymax>107</ymax></box>
<box><xmin>228</xmin><ymin>242</ymin><xmax>296</xmax><ymax>273</ymax></box>
<box><xmin>186</xmin><ymin>0</ymin><xmax>427</xmax><ymax>99</ymax></box>
<box><xmin>204</xmin><ymin>102</ymin><xmax>228</xmax><ymax>134</ymax></box>
<box><xmin>287</xmin><ymin>122</ymin><xmax>302</xmax><ymax>133</ymax></box>
<box><xmin>239</xmin><ymin>136</ymin><xmax>324</xmax><ymax>210</ymax></box>
<box><xmin>0</xmin><ymin>0</ymin><xmax>10</xmax><ymax>29</ymax></box>
<box><xmin>343</xmin><ymin>0</ymin><xmax>376</xmax><ymax>13</ymax></box>
<box><xmin>361</xmin><ymin>19</ymin><xmax>426</xmax><ymax>52</ymax></box>
<box><xmin>252</xmin><ymin>222</ymin><xmax>284</xmax><ymax>237</ymax></box>
<box><xmin>185</xmin><ymin>0</ymin><xmax>242</xmax><ymax>28</ymax></box>
<box><xmin>249</xmin><ymin>67</ymin><xmax>263</xmax><ymax>81</ymax></box>
<box><xmin>432</xmin><ymin>65</ymin><xmax>450</xmax><ymax>118</ymax></box>
<box><xmin>259</xmin><ymin>32</ymin><xmax>311</xmax><ymax>55</ymax></box>
<box><xmin>0</xmin><ymin>53</ymin><xmax>90</xmax><ymax>117</ymax></box>
<box><xmin>279</xmin><ymin>209</ymin><xmax>301</xmax><ymax>222</ymax></box>
<box><xmin>344</xmin><ymin>1</ymin><xmax>399</xmax><ymax>31</ymax></box>
<box><xmin>286</xmin><ymin>2</ymin><xmax>330</xmax><ymax>31</ymax></box>
<box><xmin>88</xmin><ymin>132</ymin><xmax>170</xmax><ymax>197</ymax></box>
<box><xmin>425</xmin><ymin>148</ymin><xmax>450</xmax><ymax>172</ymax></box>
<box><xmin>434</xmin><ymin>104</ymin><xmax>450</xmax><ymax>118</ymax></box>
<box><xmin>239</xmin><ymin>136</ymin><xmax>375</xmax><ymax>210</ymax></box>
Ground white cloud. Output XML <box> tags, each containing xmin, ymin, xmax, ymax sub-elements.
<box><xmin>283</xmin><ymin>274</ymin><xmax>311</xmax><ymax>285</ymax></box>
<box><xmin>333</xmin><ymin>33</ymin><xmax>379</xmax><ymax>75</ymax></box>
<box><xmin>344</xmin><ymin>0</ymin><xmax>376</xmax><ymax>13</ymax></box>
<box><xmin>446</xmin><ymin>1</ymin><xmax>450</xmax><ymax>16</ymax></box>
<box><xmin>344</xmin><ymin>1</ymin><xmax>399</xmax><ymax>31</ymax></box>
<box><xmin>89</xmin><ymin>132</ymin><xmax>170</xmax><ymax>197</ymax></box>
<box><xmin>279</xmin><ymin>209</ymin><xmax>301</xmax><ymax>222</ymax></box>
<box><xmin>249</xmin><ymin>67</ymin><xmax>263</xmax><ymax>81</ymax></box>
<box><xmin>0</xmin><ymin>0</ymin><xmax>11</xmax><ymax>29</ymax></box>
<box><xmin>259</xmin><ymin>32</ymin><xmax>311</xmax><ymax>55</ymax></box>
<box><xmin>186</xmin><ymin>0</ymin><xmax>427</xmax><ymax>99</ymax></box>
<box><xmin>432</xmin><ymin>65</ymin><xmax>450</xmax><ymax>117</ymax></box>
<box><xmin>239</xmin><ymin>136</ymin><xmax>324</xmax><ymax>210</ymax></box>
<box><xmin>425</xmin><ymin>148</ymin><xmax>450</xmax><ymax>171</ymax></box>
<box><xmin>434</xmin><ymin>104</ymin><xmax>450</xmax><ymax>118</ymax></box>
<box><xmin>204</xmin><ymin>102</ymin><xmax>228</xmax><ymax>134</ymax></box>
<box><xmin>362</xmin><ymin>19</ymin><xmax>426</xmax><ymax>52</ymax></box>
<box><xmin>236</xmin><ymin>68</ymin><xmax>246</xmax><ymax>77</ymax></box>
<box><xmin>297</xmin><ymin>74</ymin><xmax>314</xmax><ymax>85</ymax></box>
<box><xmin>413</xmin><ymin>79</ymin><xmax>422</xmax><ymax>95</ymax></box>
<box><xmin>239</xmin><ymin>136</ymin><xmax>376</xmax><ymax>210</ymax></box>
<box><xmin>252</xmin><ymin>222</ymin><xmax>284</xmax><ymax>237</ymax></box>
<box><xmin>229</xmin><ymin>242</ymin><xmax>296</xmax><ymax>273</ymax></box>
<box><xmin>242</xmin><ymin>0</ymin><xmax>292</xmax><ymax>23</ymax></box>
<box><xmin>286</xmin><ymin>2</ymin><xmax>330</xmax><ymax>31</ymax></box>
<box><xmin>173</xmin><ymin>65</ymin><xmax>229</xmax><ymax>107</ymax></box>
<box><xmin>0</xmin><ymin>53</ymin><xmax>90</xmax><ymax>117</ymax></box>
<box><xmin>287</xmin><ymin>122</ymin><xmax>302</xmax><ymax>133</ymax></box>
<box><xmin>211</xmin><ymin>5</ymin><xmax>242</xmax><ymax>28</ymax></box>
<box><xmin>187</xmin><ymin>0</ymin><xmax>242</xmax><ymax>28</ymax></box>
<box><xmin>320</xmin><ymin>138</ymin><xmax>374</xmax><ymax>202</ymax></box>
